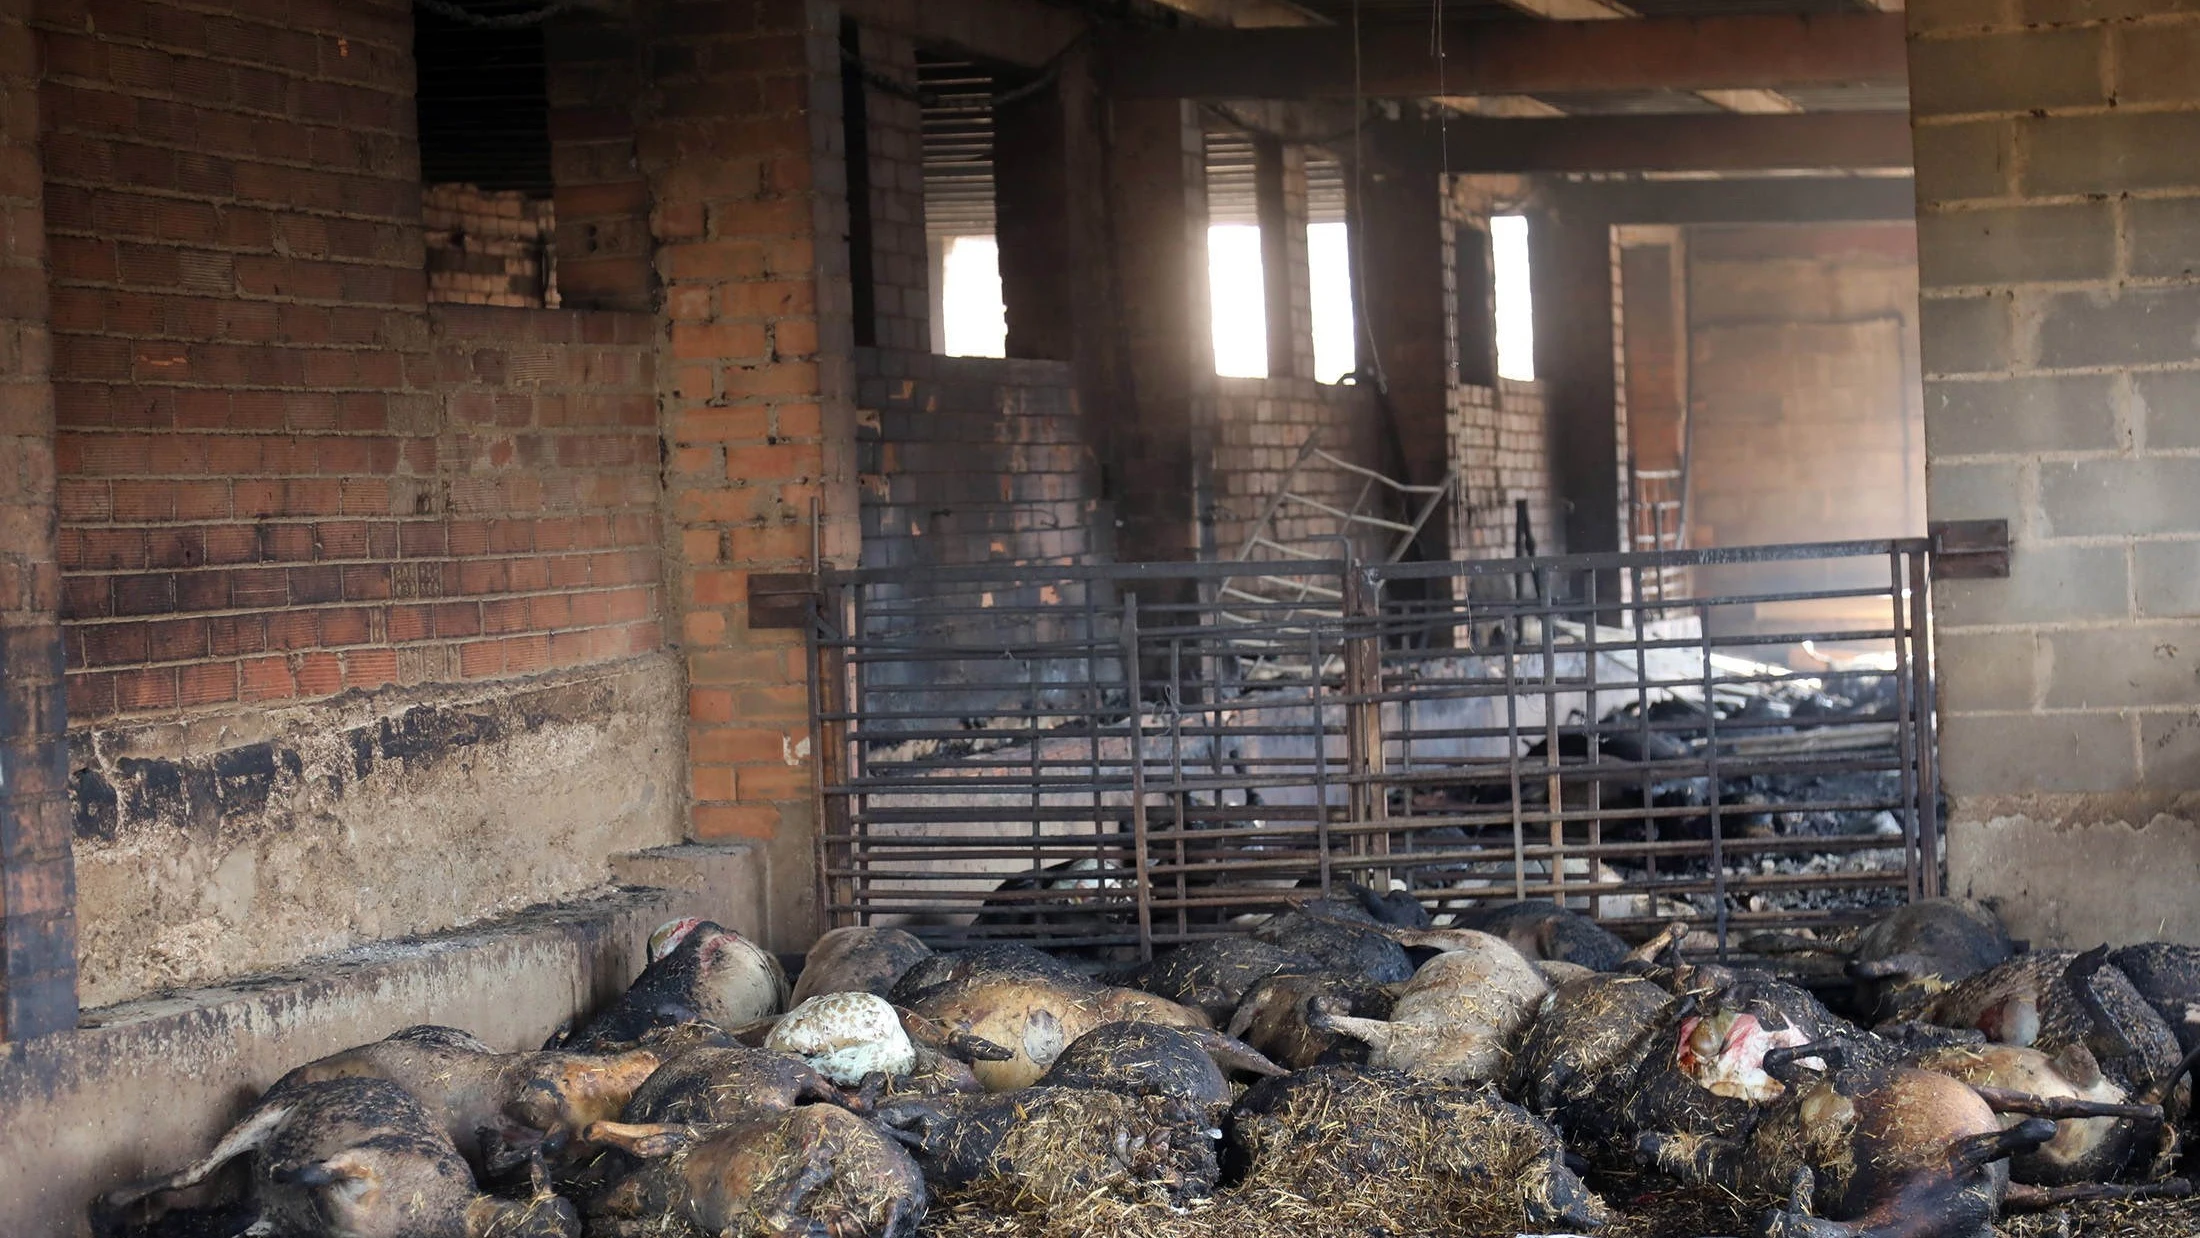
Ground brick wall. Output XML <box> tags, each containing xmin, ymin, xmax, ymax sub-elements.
<box><xmin>32</xmin><ymin>0</ymin><xmax>677</xmax><ymax>1001</ymax></box>
<box><xmin>423</xmin><ymin>183</ymin><xmax>555</xmax><ymax>309</ymax></box>
<box><xmin>1208</xmin><ymin>377</ymin><xmax>1382</xmax><ymax>561</ymax></box>
<box><xmin>544</xmin><ymin>11</ymin><xmax>647</xmax><ymax>312</ymax></box>
<box><xmin>851</xmin><ymin>27</ymin><xmax>927</xmax><ymax>353</ymax></box>
<box><xmin>1450</xmin><ymin>379</ymin><xmax>1552</xmax><ymax>562</ymax></box>
<box><xmin>856</xmin><ymin>348</ymin><xmax>1100</xmax><ymax>572</ymax></box>
<box><xmin>1911</xmin><ymin>0</ymin><xmax>2200</xmax><ymax>945</ymax></box>
<box><xmin>0</xmin><ymin>0</ymin><xmax>77</xmax><ymax>1041</ymax></box>
<box><xmin>643</xmin><ymin>0</ymin><xmax>858</xmax><ymax>947</ymax></box>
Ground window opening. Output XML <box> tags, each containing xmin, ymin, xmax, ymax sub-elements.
<box><xmin>413</xmin><ymin>0</ymin><xmax>556</xmax><ymax>307</ymax></box>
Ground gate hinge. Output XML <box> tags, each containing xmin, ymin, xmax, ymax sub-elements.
<box><xmin>748</xmin><ymin>573</ymin><xmax>822</xmax><ymax>629</ymax></box>
<box><xmin>1929</xmin><ymin>519</ymin><xmax>2011</xmax><ymax>580</ymax></box>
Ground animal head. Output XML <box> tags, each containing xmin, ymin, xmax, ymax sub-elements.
<box><xmin>504</xmin><ymin>1050</ymin><xmax>668</xmax><ymax>1135</ymax></box>
<box><xmin>649</xmin><ymin>917</ymin><xmax>709</xmax><ymax>962</ymax></box>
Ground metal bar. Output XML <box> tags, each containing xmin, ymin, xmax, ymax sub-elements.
<box><xmin>1121</xmin><ymin>593</ymin><xmax>1155</xmax><ymax>961</ymax></box>
<box><xmin>1912</xmin><ymin>549</ymin><xmax>1943</xmax><ymax>897</ymax></box>
<box><xmin>1889</xmin><ymin>548</ymin><xmax>1921</xmax><ymax>904</ymax></box>
<box><xmin>1703</xmin><ymin>601</ymin><xmax>1727</xmax><ymax>960</ymax></box>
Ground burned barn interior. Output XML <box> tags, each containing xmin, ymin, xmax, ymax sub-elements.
<box><xmin>5</xmin><ymin>0</ymin><xmax>2200</xmax><ymax>1234</ymax></box>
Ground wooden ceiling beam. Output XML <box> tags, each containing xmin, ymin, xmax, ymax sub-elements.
<box><xmin>1102</xmin><ymin>13</ymin><xmax>1907</xmax><ymax>100</ymax></box>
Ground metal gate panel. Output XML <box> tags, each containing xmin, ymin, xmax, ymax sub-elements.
<box><xmin>812</xmin><ymin>540</ymin><xmax>1937</xmax><ymax>962</ymax></box>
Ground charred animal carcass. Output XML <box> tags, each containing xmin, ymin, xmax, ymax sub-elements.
<box><xmin>1455</xmin><ymin>900</ymin><xmax>1631</xmax><ymax>971</ymax></box>
<box><xmin>1847</xmin><ymin>899</ymin><xmax>2014</xmax><ymax>1022</ymax></box>
<box><xmin>1118</xmin><ymin>935</ymin><xmax>1317</xmax><ymax>1025</ymax></box>
<box><xmin>1922</xmin><ymin>948</ymin><xmax>2186</xmax><ymax>1101</ymax></box>
<box><xmin>908</xmin><ymin>969</ymin><xmax>1210</xmax><ymax>1090</ymax></box>
<box><xmin>1309</xmin><ymin>928</ymin><xmax>1549</xmax><ymax>1085</ymax></box>
<box><xmin>92</xmin><ymin>1078</ymin><xmax>577</xmax><ymax>1238</ymax></box>
<box><xmin>1641</xmin><ymin>1044</ymin><xmax>2059</xmax><ymax>1238</ymax></box>
<box><xmin>2110</xmin><ymin>942</ymin><xmax>2200</xmax><ymax>1056</ymax></box>
<box><xmin>1226</xmin><ymin>969</ymin><xmax>1397</xmax><ymax>1070</ymax></box>
<box><xmin>265</xmin><ymin>1025</ymin><xmax>667</xmax><ymax>1173</ymax></box>
<box><xmin>585</xmin><ymin>1103</ymin><xmax>924</xmax><ymax>1238</ymax></box>
<box><xmin>1035</xmin><ymin>1021</ymin><xmax>1283</xmax><ymax>1105</ymax></box>
<box><xmin>563</xmin><ymin>920</ymin><xmax>789</xmax><ymax>1052</ymax></box>
<box><xmin>790</xmin><ymin>927</ymin><xmax>933</xmax><ymax>1006</ymax></box>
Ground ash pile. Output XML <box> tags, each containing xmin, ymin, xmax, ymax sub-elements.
<box><xmin>95</xmin><ymin>900</ymin><xmax>2200</xmax><ymax>1238</ymax></box>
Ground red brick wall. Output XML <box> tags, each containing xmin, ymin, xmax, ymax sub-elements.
<box><xmin>642</xmin><ymin>0</ymin><xmax>858</xmax><ymax>946</ymax></box>
<box><xmin>0</xmin><ymin>0</ymin><xmax>78</xmax><ymax>1042</ymax></box>
<box><xmin>36</xmin><ymin>0</ymin><xmax>663</xmax><ymax>727</ymax></box>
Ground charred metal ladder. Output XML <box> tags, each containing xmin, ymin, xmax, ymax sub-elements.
<box><xmin>1215</xmin><ymin>432</ymin><xmax>1453</xmax><ymax>675</ymax></box>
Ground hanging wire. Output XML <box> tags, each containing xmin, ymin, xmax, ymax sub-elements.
<box><xmin>1350</xmin><ymin>0</ymin><xmax>1390</xmax><ymax>395</ymax></box>
<box><xmin>414</xmin><ymin>0</ymin><xmax>594</xmax><ymax>29</ymax></box>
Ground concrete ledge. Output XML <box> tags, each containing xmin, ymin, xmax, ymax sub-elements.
<box><xmin>0</xmin><ymin>842</ymin><xmax>761</xmax><ymax>1238</ymax></box>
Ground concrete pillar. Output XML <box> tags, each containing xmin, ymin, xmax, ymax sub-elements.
<box><xmin>0</xmin><ymin>5</ymin><xmax>77</xmax><ymax>1041</ymax></box>
<box><xmin>1255</xmin><ymin>137</ymin><xmax>1315</xmax><ymax>382</ymax></box>
<box><xmin>640</xmin><ymin>0</ymin><xmax>858</xmax><ymax>947</ymax></box>
<box><xmin>1911</xmin><ymin>0</ymin><xmax>2200</xmax><ymax>946</ymax></box>
<box><xmin>1105</xmin><ymin>97</ymin><xmax>1211</xmax><ymax>564</ymax></box>
<box><xmin>1530</xmin><ymin>194</ymin><xmax>1625</xmax><ymax>569</ymax></box>
<box><xmin>545</xmin><ymin>12</ymin><xmax>651</xmax><ymax>312</ymax></box>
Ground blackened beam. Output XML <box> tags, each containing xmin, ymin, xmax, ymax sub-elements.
<box><xmin>1563</xmin><ymin>175</ymin><xmax>1917</xmax><ymax>223</ymax></box>
<box><xmin>1376</xmin><ymin>112</ymin><xmax>1913</xmax><ymax>174</ymax></box>
<box><xmin>1102</xmin><ymin>13</ymin><xmax>1906</xmax><ymax>100</ymax></box>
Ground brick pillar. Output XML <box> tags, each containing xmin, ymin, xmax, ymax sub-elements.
<box><xmin>850</xmin><ymin>27</ymin><xmax>927</xmax><ymax>353</ymax></box>
<box><xmin>641</xmin><ymin>0</ymin><xmax>857</xmax><ymax>947</ymax></box>
<box><xmin>1911</xmin><ymin>0</ymin><xmax>2200</xmax><ymax>945</ymax></box>
<box><xmin>1530</xmin><ymin>194</ymin><xmax>1624</xmax><ymax>567</ymax></box>
<box><xmin>997</xmin><ymin>68</ymin><xmax>1074</xmax><ymax>362</ymax></box>
<box><xmin>1352</xmin><ymin>162</ymin><xmax>1451</xmax><ymax>556</ymax></box>
<box><xmin>1255</xmin><ymin>137</ymin><xmax>1315</xmax><ymax>383</ymax></box>
<box><xmin>0</xmin><ymin>3</ymin><xmax>77</xmax><ymax>1041</ymax></box>
<box><xmin>547</xmin><ymin>11</ymin><xmax>651</xmax><ymax>312</ymax></box>
<box><xmin>1106</xmin><ymin>98</ymin><xmax>1211</xmax><ymax>564</ymax></box>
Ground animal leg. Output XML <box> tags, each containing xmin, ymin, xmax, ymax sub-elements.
<box><xmin>582</xmin><ymin>1121</ymin><xmax>693</xmax><ymax>1159</ymax></box>
<box><xmin>2062</xmin><ymin>946</ymin><xmax>2140</xmax><ymax>1066</ymax></box>
<box><xmin>1972</xmin><ymin>1086</ymin><xmax>2163</xmax><ymax>1123</ymax></box>
<box><xmin>2003</xmin><ymin>1178</ymin><xmax>2193</xmax><ymax>1210</ymax></box>
<box><xmin>1183</xmin><ymin>1028</ymin><xmax>1287</xmax><ymax>1077</ymax></box>
<box><xmin>1946</xmin><ymin>1117</ymin><xmax>2057</xmax><ymax>1171</ymax></box>
<box><xmin>1304</xmin><ymin>998</ymin><xmax>1394</xmax><ymax>1055</ymax></box>
<box><xmin>1764</xmin><ymin>1038</ymin><xmax>1848</xmax><ymax>1085</ymax></box>
<box><xmin>753</xmin><ymin>1143</ymin><xmax>841</xmax><ymax>1237</ymax></box>
<box><xmin>90</xmin><ymin>1101</ymin><xmax>293</xmax><ymax>1235</ymax></box>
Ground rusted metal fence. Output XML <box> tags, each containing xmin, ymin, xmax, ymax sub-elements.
<box><xmin>811</xmin><ymin>539</ymin><xmax>1938</xmax><ymax>962</ymax></box>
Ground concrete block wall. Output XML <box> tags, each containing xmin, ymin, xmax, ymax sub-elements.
<box><xmin>1911</xmin><ymin>0</ymin><xmax>2200</xmax><ymax>946</ymax></box>
<box><xmin>1684</xmin><ymin>223</ymin><xmax>1925</xmax><ymax>623</ymax></box>
<box><xmin>0</xmin><ymin>0</ymin><xmax>77</xmax><ymax>1042</ymax></box>
<box><xmin>641</xmin><ymin>0</ymin><xmax>858</xmax><ymax>948</ymax></box>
